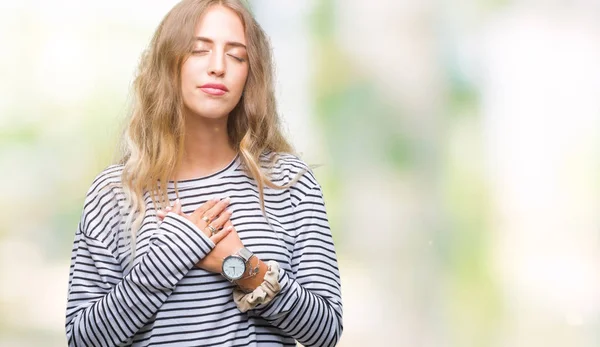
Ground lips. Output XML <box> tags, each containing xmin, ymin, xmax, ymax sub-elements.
<box><xmin>199</xmin><ymin>83</ymin><xmax>229</xmax><ymax>96</ymax></box>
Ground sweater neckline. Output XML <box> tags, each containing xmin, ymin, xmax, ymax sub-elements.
<box><xmin>167</xmin><ymin>153</ymin><xmax>241</xmax><ymax>189</ymax></box>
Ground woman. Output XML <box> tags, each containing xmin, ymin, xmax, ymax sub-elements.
<box><xmin>64</xmin><ymin>0</ymin><xmax>343</xmax><ymax>346</ymax></box>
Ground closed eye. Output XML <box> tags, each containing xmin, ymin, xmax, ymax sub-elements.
<box><xmin>228</xmin><ymin>54</ymin><xmax>245</xmax><ymax>63</ymax></box>
<box><xmin>192</xmin><ymin>50</ymin><xmax>209</xmax><ymax>55</ymax></box>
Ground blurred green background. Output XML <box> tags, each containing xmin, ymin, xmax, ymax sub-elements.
<box><xmin>1</xmin><ymin>0</ymin><xmax>599</xmax><ymax>346</ymax></box>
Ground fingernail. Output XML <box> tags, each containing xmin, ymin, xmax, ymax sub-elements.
<box><xmin>175</xmin><ymin>199</ymin><xmax>181</xmax><ymax>206</ymax></box>
<box><xmin>166</xmin><ymin>206</ymin><xmax>172</xmax><ymax>211</ymax></box>
<box><xmin>225</xmin><ymin>226</ymin><xmax>233</xmax><ymax>231</ymax></box>
<box><xmin>223</xmin><ymin>197</ymin><xmax>231</xmax><ymax>204</ymax></box>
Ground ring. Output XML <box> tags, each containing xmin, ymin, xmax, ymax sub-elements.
<box><xmin>207</xmin><ymin>225</ymin><xmax>218</xmax><ymax>236</ymax></box>
<box><xmin>201</xmin><ymin>215</ymin><xmax>211</xmax><ymax>224</ymax></box>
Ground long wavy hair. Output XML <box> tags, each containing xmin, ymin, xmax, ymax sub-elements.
<box><xmin>118</xmin><ymin>0</ymin><xmax>303</xmax><ymax>253</ymax></box>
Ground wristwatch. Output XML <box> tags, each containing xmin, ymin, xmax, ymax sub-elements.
<box><xmin>222</xmin><ymin>247</ymin><xmax>257</xmax><ymax>282</ymax></box>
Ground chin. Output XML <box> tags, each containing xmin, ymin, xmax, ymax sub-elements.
<box><xmin>187</xmin><ymin>105</ymin><xmax>233</xmax><ymax>120</ymax></box>
<box><xmin>183</xmin><ymin>91</ymin><xmax>243</xmax><ymax>118</ymax></box>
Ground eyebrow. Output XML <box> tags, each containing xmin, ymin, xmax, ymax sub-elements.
<box><xmin>195</xmin><ymin>36</ymin><xmax>247</xmax><ymax>49</ymax></box>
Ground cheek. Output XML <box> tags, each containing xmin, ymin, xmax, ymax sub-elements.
<box><xmin>181</xmin><ymin>58</ymin><xmax>204</xmax><ymax>85</ymax></box>
<box><xmin>232</xmin><ymin>68</ymin><xmax>249</xmax><ymax>93</ymax></box>
<box><xmin>181</xmin><ymin>64</ymin><xmax>195</xmax><ymax>87</ymax></box>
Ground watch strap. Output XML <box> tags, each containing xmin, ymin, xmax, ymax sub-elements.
<box><xmin>238</xmin><ymin>247</ymin><xmax>253</xmax><ymax>262</ymax></box>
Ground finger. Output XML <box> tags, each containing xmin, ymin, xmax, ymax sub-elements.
<box><xmin>190</xmin><ymin>198</ymin><xmax>219</xmax><ymax>221</ymax></box>
<box><xmin>203</xmin><ymin>197</ymin><xmax>231</xmax><ymax>223</ymax></box>
<box><xmin>208</xmin><ymin>209</ymin><xmax>232</xmax><ymax>231</ymax></box>
<box><xmin>222</xmin><ymin>219</ymin><xmax>233</xmax><ymax>229</ymax></box>
<box><xmin>210</xmin><ymin>225</ymin><xmax>233</xmax><ymax>243</ymax></box>
<box><xmin>157</xmin><ymin>206</ymin><xmax>179</xmax><ymax>221</ymax></box>
<box><xmin>158</xmin><ymin>204</ymin><xmax>173</xmax><ymax>219</ymax></box>
<box><xmin>172</xmin><ymin>199</ymin><xmax>183</xmax><ymax>215</ymax></box>
<box><xmin>202</xmin><ymin>209</ymin><xmax>232</xmax><ymax>238</ymax></box>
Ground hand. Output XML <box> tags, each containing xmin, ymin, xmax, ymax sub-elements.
<box><xmin>196</xmin><ymin>219</ymin><xmax>244</xmax><ymax>273</ymax></box>
<box><xmin>157</xmin><ymin>197</ymin><xmax>244</xmax><ymax>273</ymax></box>
<box><xmin>157</xmin><ymin>197</ymin><xmax>233</xmax><ymax>245</ymax></box>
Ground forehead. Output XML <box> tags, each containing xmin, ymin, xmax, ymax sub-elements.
<box><xmin>194</xmin><ymin>5</ymin><xmax>246</xmax><ymax>44</ymax></box>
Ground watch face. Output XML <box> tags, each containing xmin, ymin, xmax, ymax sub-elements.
<box><xmin>222</xmin><ymin>256</ymin><xmax>246</xmax><ymax>280</ymax></box>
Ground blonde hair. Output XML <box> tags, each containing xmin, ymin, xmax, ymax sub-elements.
<box><xmin>118</xmin><ymin>0</ymin><xmax>303</xmax><ymax>254</ymax></box>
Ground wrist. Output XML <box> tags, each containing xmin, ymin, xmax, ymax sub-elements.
<box><xmin>235</xmin><ymin>257</ymin><xmax>268</xmax><ymax>293</ymax></box>
<box><xmin>221</xmin><ymin>247</ymin><xmax>267</xmax><ymax>292</ymax></box>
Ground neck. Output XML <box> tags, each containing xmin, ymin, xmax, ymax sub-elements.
<box><xmin>176</xmin><ymin>113</ymin><xmax>237</xmax><ymax>180</ymax></box>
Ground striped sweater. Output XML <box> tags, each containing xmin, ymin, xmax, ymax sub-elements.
<box><xmin>65</xmin><ymin>152</ymin><xmax>343</xmax><ymax>346</ymax></box>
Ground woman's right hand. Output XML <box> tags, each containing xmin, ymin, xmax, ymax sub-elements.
<box><xmin>157</xmin><ymin>197</ymin><xmax>233</xmax><ymax>244</ymax></box>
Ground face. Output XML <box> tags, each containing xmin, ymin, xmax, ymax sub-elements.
<box><xmin>181</xmin><ymin>5</ymin><xmax>249</xmax><ymax>119</ymax></box>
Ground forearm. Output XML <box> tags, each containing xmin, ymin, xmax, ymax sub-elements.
<box><xmin>251</xmin><ymin>268</ymin><xmax>343</xmax><ymax>347</ymax></box>
<box><xmin>234</xmin><ymin>175</ymin><xmax>343</xmax><ymax>346</ymax></box>
<box><xmin>66</xmin><ymin>213</ymin><xmax>214</xmax><ymax>346</ymax></box>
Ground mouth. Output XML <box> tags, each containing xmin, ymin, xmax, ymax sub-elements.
<box><xmin>199</xmin><ymin>83</ymin><xmax>229</xmax><ymax>96</ymax></box>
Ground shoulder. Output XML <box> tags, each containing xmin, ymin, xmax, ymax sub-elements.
<box><xmin>260</xmin><ymin>152</ymin><xmax>323</xmax><ymax>208</ymax></box>
<box><xmin>262</xmin><ymin>151</ymin><xmax>318</xmax><ymax>186</ymax></box>
<box><xmin>86</xmin><ymin>164</ymin><xmax>125</xmax><ymax>197</ymax></box>
<box><xmin>80</xmin><ymin>164</ymin><xmax>125</xmax><ymax>238</ymax></box>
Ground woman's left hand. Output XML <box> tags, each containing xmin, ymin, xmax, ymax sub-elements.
<box><xmin>157</xmin><ymin>205</ymin><xmax>244</xmax><ymax>274</ymax></box>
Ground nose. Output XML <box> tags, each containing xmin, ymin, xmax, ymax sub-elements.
<box><xmin>208</xmin><ymin>50</ymin><xmax>225</xmax><ymax>77</ymax></box>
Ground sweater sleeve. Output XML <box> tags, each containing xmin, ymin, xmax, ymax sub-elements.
<box><xmin>65</xmin><ymin>209</ymin><xmax>214</xmax><ymax>347</ymax></box>
<box><xmin>252</xmin><ymin>183</ymin><xmax>344</xmax><ymax>347</ymax></box>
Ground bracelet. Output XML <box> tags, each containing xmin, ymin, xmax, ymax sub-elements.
<box><xmin>238</xmin><ymin>255</ymin><xmax>260</xmax><ymax>281</ymax></box>
<box><xmin>234</xmin><ymin>255</ymin><xmax>261</xmax><ymax>293</ymax></box>
<box><xmin>232</xmin><ymin>261</ymin><xmax>281</xmax><ymax>312</ymax></box>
